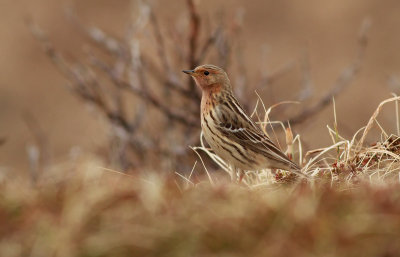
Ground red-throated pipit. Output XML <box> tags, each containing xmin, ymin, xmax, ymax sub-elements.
<box><xmin>183</xmin><ymin>64</ymin><xmax>302</xmax><ymax>181</ymax></box>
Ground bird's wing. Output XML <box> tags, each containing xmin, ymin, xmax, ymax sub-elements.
<box><xmin>214</xmin><ymin>100</ymin><xmax>300</xmax><ymax>170</ymax></box>
<box><xmin>217</xmin><ymin>121</ymin><xmax>299</xmax><ymax>169</ymax></box>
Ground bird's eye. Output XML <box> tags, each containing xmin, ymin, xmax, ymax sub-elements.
<box><xmin>204</xmin><ymin>71</ymin><xmax>210</xmax><ymax>76</ymax></box>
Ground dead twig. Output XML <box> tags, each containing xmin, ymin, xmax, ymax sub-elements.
<box><xmin>288</xmin><ymin>19</ymin><xmax>370</xmax><ymax>125</ymax></box>
<box><xmin>23</xmin><ymin>112</ymin><xmax>50</xmax><ymax>184</ymax></box>
<box><xmin>186</xmin><ymin>0</ymin><xmax>201</xmax><ymax>100</ymax></box>
<box><xmin>65</xmin><ymin>7</ymin><xmax>127</xmax><ymax>57</ymax></box>
<box><xmin>87</xmin><ymin>52</ymin><xmax>198</xmax><ymax>127</ymax></box>
<box><xmin>196</xmin><ymin>27</ymin><xmax>222</xmax><ymax>64</ymax></box>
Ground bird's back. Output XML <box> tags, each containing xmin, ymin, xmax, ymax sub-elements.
<box><xmin>201</xmin><ymin>91</ymin><xmax>300</xmax><ymax>171</ymax></box>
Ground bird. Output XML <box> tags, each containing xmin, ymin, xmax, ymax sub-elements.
<box><xmin>183</xmin><ymin>64</ymin><xmax>302</xmax><ymax>181</ymax></box>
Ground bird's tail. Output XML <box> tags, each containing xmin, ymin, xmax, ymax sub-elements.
<box><xmin>290</xmin><ymin>163</ymin><xmax>310</xmax><ymax>179</ymax></box>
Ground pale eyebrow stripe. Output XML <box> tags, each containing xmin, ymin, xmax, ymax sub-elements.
<box><xmin>203</xmin><ymin>65</ymin><xmax>222</xmax><ymax>71</ymax></box>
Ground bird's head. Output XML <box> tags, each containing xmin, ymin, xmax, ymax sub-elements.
<box><xmin>182</xmin><ymin>64</ymin><xmax>231</xmax><ymax>92</ymax></box>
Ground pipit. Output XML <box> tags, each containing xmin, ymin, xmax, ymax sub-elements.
<box><xmin>183</xmin><ymin>64</ymin><xmax>301</xmax><ymax>181</ymax></box>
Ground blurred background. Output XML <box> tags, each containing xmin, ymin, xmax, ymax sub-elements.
<box><xmin>1</xmin><ymin>0</ymin><xmax>400</xmax><ymax>174</ymax></box>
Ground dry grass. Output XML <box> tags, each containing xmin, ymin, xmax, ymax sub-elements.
<box><xmin>1</xmin><ymin>162</ymin><xmax>400</xmax><ymax>257</ymax></box>
<box><xmin>2</xmin><ymin>97</ymin><xmax>400</xmax><ymax>257</ymax></box>
<box><xmin>193</xmin><ymin>96</ymin><xmax>400</xmax><ymax>188</ymax></box>
<box><xmin>5</xmin><ymin>2</ymin><xmax>400</xmax><ymax>256</ymax></box>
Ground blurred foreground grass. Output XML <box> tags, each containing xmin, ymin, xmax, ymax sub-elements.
<box><xmin>5</xmin><ymin>2</ymin><xmax>400</xmax><ymax>255</ymax></box>
<box><xmin>3</xmin><ymin>94</ymin><xmax>400</xmax><ymax>257</ymax></box>
<box><xmin>1</xmin><ymin>156</ymin><xmax>400</xmax><ymax>257</ymax></box>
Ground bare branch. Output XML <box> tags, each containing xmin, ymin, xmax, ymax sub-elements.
<box><xmin>140</xmin><ymin>54</ymin><xmax>200</xmax><ymax>100</ymax></box>
<box><xmin>65</xmin><ymin>7</ymin><xmax>127</xmax><ymax>57</ymax></box>
<box><xmin>87</xmin><ymin>53</ymin><xmax>198</xmax><ymax>127</ymax></box>
<box><xmin>23</xmin><ymin>112</ymin><xmax>50</xmax><ymax>184</ymax></box>
<box><xmin>186</xmin><ymin>0</ymin><xmax>201</xmax><ymax>100</ymax></box>
<box><xmin>288</xmin><ymin>19</ymin><xmax>370</xmax><ymax>126</ymax></box>
<box><xmin>256</xmin><ymin>62</ymin><xmax>296</xmax><ymax>89</ymax></box>
<box><xmin>149</xmin><ymin>10</ymin><xmax>170</xmax><ymax>72</ymax></box>
<box><xmin>298</xmin><ymin>52</ymin><xmax>313</xmax><ymax>102</ymax></box>
<box><xmin>187</xmin><ymin>0</ymin><xmax>200</xmax><ymax>68</ymax></box>
<box><xmin>196</xmin><ymin>27</ymin><xmax>222</xmax><ymax>64</ymax></box>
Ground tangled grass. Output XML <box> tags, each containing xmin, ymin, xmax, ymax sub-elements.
<box><xmin>192</xmin><ymin>96</ymin><xmax>400</xmax><ymax>188</ymax></box>
<box><xmin>1</xmin><ymin>97</ymin><xmax>400</xmax><ymax>257</ymax></box>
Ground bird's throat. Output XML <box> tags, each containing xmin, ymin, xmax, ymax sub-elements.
<box><xmin>200</xmin><ymin>89</ymin><xmax>224</xmax><ymax>116</ymax></box>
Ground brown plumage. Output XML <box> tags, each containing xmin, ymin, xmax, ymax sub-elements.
<box><xmin>183</xmin><ymin>64</ymin><xmax>301</xmax><ymax>181</ymax></box>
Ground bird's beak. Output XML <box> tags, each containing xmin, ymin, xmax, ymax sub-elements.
<box><xmin>182</xmin><ymin>69</ymin><xmax>195</xmax><ymax>75</ymax></box>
